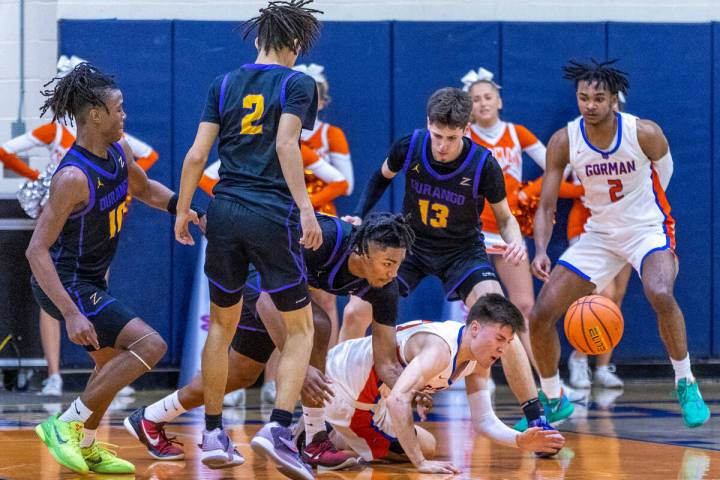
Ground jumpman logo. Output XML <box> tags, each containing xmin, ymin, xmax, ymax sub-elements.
<box><xmin>97</xmin><ymin>178</ymin><xmax>104</xmax><ymax>188</ymax></box>
<box><xmin>411</xmin><ymin>164</ymin><xmax>420</xmax><ymax>174</ymax></box>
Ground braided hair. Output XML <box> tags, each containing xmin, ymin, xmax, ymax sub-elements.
<box><xmin>563</xmin><ymin>59</ymin><xmax>629</xmax><ymax>96</ymax></box>
<box><xmin>242</xmin><ymin>0</ymin><xmax>323</xmax><ymax>55</ymax></box>
<box><xmin>40</xmin><ymin>62</ymin><xmax>117</xmax><ymax>125</ymax></box>
<box><xmin>351</xmin><ymin>212</ymin><xmax>416</xmax><ymax>256</ymax></box>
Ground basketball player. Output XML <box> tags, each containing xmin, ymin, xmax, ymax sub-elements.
<box><xmin>343</xmin><ymin>87</ymin><xmax>569</xmax><ymax>433</ymax></box>
<box><xmin>324</xmin><ymin>295</ymin><xmax>565</xmax><ymax>473</ymax></box>
<box><xmin>125</xmin><ymin>212</ymin><xmax>414</xmax><ymax>470</ymax></box>
<box><xmin>530</xmin><ymin>59</ymin><xmax>710</xmax><ymax>428</ymax></box>
<box><xmin>28</xmin><ymin>63</ymin><xmax>202</xmax><ymax>474</ymax></box>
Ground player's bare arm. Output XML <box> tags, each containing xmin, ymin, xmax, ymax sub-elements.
<box><xmin>371</xmin><ymin>322</ymin><xmax>404</xmax><ymax>388</ymax></box>
<box><xmin>26</xmin><ymin>167</ymin><xmax>100</xmax><ymax>350</ymax></box>
<box><xmin>386</xmin><ymin>334</ymin><xmax>462</xmax><ymax>474</ymax></box>
<box><xmin>175</xmin><ymin>122</ymin><xmax>218</xmax><ymax>245</ymax></box>
<box><xmin>488</xmin><ymin>199</ymin><xmax>527</xmax><ymax>266</ymax></box>
<box><xmin>532</xmin><ymin>127</ymin><xmax>570</xmax><ymax>281</ymax></box>
<box><xmin>277</xmin><ymin>112</ymin><xmax>322</xmax><ymax>250</ymax></box>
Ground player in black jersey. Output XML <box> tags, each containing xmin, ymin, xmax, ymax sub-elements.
<box><xmin>343</xmin><ymin>87</ymin><xmax>567</xmax><ymax>439</ymax></box>
<box><xmin>125</xmin><ymin>212</ymin><xmax>416</xmax><ymax>470</ymax></box>
<box><xmin>27</xmin><ymin>64</ymin><xmax>203</xmax><ymax>475</ymax></box>
<box><xmin>173</xmin><ymin>1</ymin><xmax>327</xmax><ymax>477</ymax></box>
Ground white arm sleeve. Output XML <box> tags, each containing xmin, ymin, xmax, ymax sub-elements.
<box><xmin>3</xmin><ymin>132</ymin><xmax>46</xmax><ymax>154</ymax></box>
<box><xmin>306</xmin><ymin>158</ymin><xmax>346</xmax><ymax>184</ymax></box>
<box><xmin>123</xmin><ymin>132</ymin><xmax>154</xmax><ymax>158</ymax></box>
<box><xmin>467</xmin><ymin>389</ymin><xmax>519</xmax><ymax>448</ymax></box>
<box><xmin>524</xmin><ymin>142</ymin><xmax>547</xmax><ymax>170</ymax></box>
<box><xmin>653</xmin><ymin>150</ymin><xmax>673</xmax><ymax>190</ymax></box>
<box><xmin>328</xmin><ymin>152</ymin><xmax>354</xmax><ymax>195</ymax></box>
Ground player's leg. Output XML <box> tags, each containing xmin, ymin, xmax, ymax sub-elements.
<box><xmin>261</xmin><ymin>349</ymin><xmax>280</xmax><ymax>403</ymax></box>
<box><xmin>339</xmin><ymin>295</ymin><xmax>372</xmax><ymax>341</ymax></box>
<box><xmin>311</xmin><ymin>288</ymin><xmax>340</xmax><ymax>347</ymax></box>
<box><xmin>39</xmin><ymin>309</ymin><xmax>63</xmax><ymax>396</ymax></box>
<box><xmin>639</xmin><ymin>249</ymin><xmax>709</xmax><ymax>427</ymax></box>
<box><xmin>593</xmin><ymin>264</ymin><xmax>631</xmax><ymax>387</ymax></box>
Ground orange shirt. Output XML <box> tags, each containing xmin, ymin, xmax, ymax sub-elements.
<box><xmin>301</xmin><ymin>121</ymin><xmax>352</xmax><ymax>213</ymax></box>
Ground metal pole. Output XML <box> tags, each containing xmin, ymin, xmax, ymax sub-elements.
<box><xmin>11</xmin><ymin>0</ymin><xmax>26</xmax><ymax>137</ymax></box>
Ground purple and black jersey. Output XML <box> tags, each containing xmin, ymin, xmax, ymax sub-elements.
<box><xmin>201</xmin><ymin>64</ymin><xmax>318</xmax><ymax>225</ymax></box>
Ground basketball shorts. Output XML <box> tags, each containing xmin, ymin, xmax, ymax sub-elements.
<box><xmin>32</xmin><ymin>280</ymin><xmax>137</xmax><ymax>351</ymax></box>
<box><xmin>230</xmin><ymin>269</ymin><xmax>276</xmax><ymax>364</ymax></box>
<box><xmin>397</xmin><ymin>240</ymin><xmax>497</xmax><ymax>301</ymax></box>
<box><xmin>204</xmin><ymin>195</ymin><xmax>309</xmax><ymax>311</ymax></box>
<box><xmin>558</xmin><ymin>224</ymin><xmax>675</xmax><ymax>292</ymax></box>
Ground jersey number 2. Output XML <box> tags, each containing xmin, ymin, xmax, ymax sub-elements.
<box><xmin>608</xmin><ymin>179</ymin><xmax>624</xmax><ymax>202</ymax></box>
<box><xmin>418</xmin><ymin>199</ymin><xmax>449</xmax><ymax>228</ymax></box>
<box><xmin>109</xmin><ymin>201</ymin><xmax>128</xmax><ymax>239</ymax></box>
<box><xmin>241</xmin><ymin>95</ymin><xmax>264</xmax><ymax>135</ymax></box>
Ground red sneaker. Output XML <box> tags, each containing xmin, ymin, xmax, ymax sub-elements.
<box><xmin>123</xmin><ymin>407</ymin><xmax>184</xmax><ymax>460</ymax></box>
<box><xmin>301</xmin><ymin>431</ymin><xmax>359</xmax><ymax>471</ymax></box>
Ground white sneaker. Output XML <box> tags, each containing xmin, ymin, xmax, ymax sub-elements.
<box><xmin>38</xmin><ymin>374</ymin><xmax>62</xmax><ymax>396</ymax></box>
<box><xmin>561</xmin><ymin>382</ymin><xmax>589</xmax><ymax>403</ymax></box>
<box><xmin>261</xmin><ymin>381</ymin><xmax>276</xmax><ymax>404</ymax></box>
<box><xmin>594</xmin><ymin>365</ymin><xmax>624</xmax><ymax>388</ymax></box>
<box><xmin>568</xmin><ymin>351</ymin><xmax>591</xmax><ymax>389</ymax></box>
<box><xmin>118</xmin><ymin>385</ymin><xmax>136</xmax><ymax>396</ymax></box>
<box><xmin>223</xmin><ymin>389</ymin><xmax>247</xmax><ymax>407</ymax></box>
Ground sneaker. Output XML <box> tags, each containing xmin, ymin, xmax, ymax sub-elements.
<box><xmin>251</xmin><ymin>422</ymin><xmax>314</xmax><ymax>480</ymax></box>
<box><xmin>118</xmin><ymin>385</ymin><xmax>135</xmax><ymax>396</ymax></box>
<box><xmin>568</xmin><ymin>352</ymin><xmax>591</xmax><ymax>389</ymax></box>
<box><xmin>302</xmin><ymin>431</ymin><xmax>359</xmax><ymax>471</ymax></box>
<box><xmin>124</xmin><ymin>407</ymin><xmax>185</xmax><ymax>460</ymax></box>
<box><xmin>224</xmin><ymin>389</ymin><xmax>247</xmax><ymax>407</ymax></box>
<box><xmin>261</xmin><ymin>381</ymin><xmax>277</xmax><ymax>404</ymax></box>
<box><xmin>561</xmin><ymin>382</ymin><xmax>589</xmax><ymax>403</ymax></box>
<box><xmin>676</xmin><ymin>378</ymin><xmax>710</xmax><ymax>428</ymax></box>
<box><xmin>81</xmin><ymin>441</ymin><xmax>135</xmax><ymax>474</ymax></box>
<box><xmin>513</xmin><ymin>390</ymin><xmax>575</xmax><ymax>432</ymax></box>
<box><xmin>594</xmin><ymin>365</ymin><xmax>624</xmax><ymax>388</ymax></box>
<box><xmin>39</xmin><ymin>374</ymin><xmax>63</xmax><ymax>397</ymax></box>
<box><xmin>200</xmin><ymin>428</ymin><xmax>245</xmax><ymax>469</ymax></box>
<box><xmin>35</xmin><ymin>414</ymin><xmax>88</xmax><ymax>473</ymax></box>
<box><xmin>528</xmin><ymin>417</ymin><xmax>561</xmax><ymax>458</ymax></box>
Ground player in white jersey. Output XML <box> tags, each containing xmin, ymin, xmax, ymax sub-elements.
<box><xmin>530</xmin><ymin>59</ymin><xmax>709</xmax><ymax>428</ymax></box>
<box><xmin>324</xmin><ymin>294</ymin><xmax>565</xmax><ymax>473</ymax></box>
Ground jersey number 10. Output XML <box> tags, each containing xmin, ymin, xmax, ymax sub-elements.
<box><xmin>109</xmin><ymin>201</ymin><xmax>128</xmax><ymax>239</ymax></box>
<box><xmin>241</xmin><ymin>95</ymin><xmax>264</xmax><ymax>135</ymax></box>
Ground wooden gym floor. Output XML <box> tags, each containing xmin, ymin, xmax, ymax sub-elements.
<box><xmin>0</xmin><ymin>380</ymin><xmax>718</xmax><ymax>479</ymax></box>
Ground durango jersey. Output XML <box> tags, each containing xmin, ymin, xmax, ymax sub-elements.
<box><xmin>44</xmin><ymin>142</ymin><xmax>129</xmax><ymax>286</ymax></box>
<box><xmin>201</xmin><ymin>64</ymin><xmax>318</xmax><ymax>225</ymax></box>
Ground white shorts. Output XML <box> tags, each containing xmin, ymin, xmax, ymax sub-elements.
<box><xmin>558</xmin><ymin>224</ymin><xmax>674</xmax><ymax>292</ymax></box>
<box><xmin>482</xmin><ymin>231</ymin><xmax>507</xmax><ymax>255</ymax></box>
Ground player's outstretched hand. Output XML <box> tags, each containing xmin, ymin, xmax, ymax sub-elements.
<box><xmin>341</xmin><ymin>215</ymin><xmax>362</xmax><ymax>226</ymax></box>
<box><xmin>503</xmin><ymin>239</ymin><xmax>527</xmax><ymax>266</ymax></box>
<box><xmin>65</xmin><ymin>312</ymin><xmax>100</xmax><ymax>350</ymax></box>
<box><xmin>175</xmin><ymin>211</ymin><xmax>198</xmax><ymax>246</ymax></box>
<box><xmin>531</xmin><ymin>251</ymin><xmax>552</xmax><ymax>282</ymax></box>
<box><xmin>517</xmin><ymin>426</ymin><xmax>565</xmax><ymax>454</ymax></box>
<box><xmin>302</xmin><ymin>365</ymin><xmax>334</xmax><ymax>406</ymax></box>
<box><xmin>300</xmin><ymin>208</ymin><xmax>323</xmax><ymax>250</ymax></box>
<box><xmin>417</xmin><ymin>460</ymin><xmax>462</xmax><ymax>474</ymax></box>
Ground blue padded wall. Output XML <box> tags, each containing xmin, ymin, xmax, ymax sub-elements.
<box><xmin>713</xmin><ymin>22</ymin><xmax>719</xmax><ymax>357</ymax></box>
<box><xmin>58</xmin><ymin>20</ymin><xmax>174</xmax><ymax>367</ymax></box>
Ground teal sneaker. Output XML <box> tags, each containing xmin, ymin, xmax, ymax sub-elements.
<box><xmin>513</xmin><ymin>390</ymin><xmax>575</xmax><ymax>432</ymax></box>
<box><xmin>677</xmin><ymin>379</ymin><xmax>710</xmax><ymax>428</ymax></box>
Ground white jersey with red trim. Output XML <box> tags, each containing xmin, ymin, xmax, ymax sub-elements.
<box><xmin>326</xmin><ymin>320</ymin><xmax>476</xmax><ymax>408</ymax></box>
<box><xmin>567</xmin><ymin>112</ymin><xmax>674</xmax><ymax>235</ymax></box>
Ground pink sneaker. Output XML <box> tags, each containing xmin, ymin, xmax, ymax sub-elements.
<box><xmin>302</xmin><ymin>432</ymin><xmax>360</xmax><ymax>471</ymax></box>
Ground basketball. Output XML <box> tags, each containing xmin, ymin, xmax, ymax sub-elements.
<box><xmin>564</xmin><ymin>295</ymin><xmax>624</xmax><ymax>355</ymax></box>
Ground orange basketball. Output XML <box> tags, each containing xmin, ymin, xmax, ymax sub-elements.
<box><xmin>564</xmin><ymin>295</ymin><xmax>624</xmax><ymax>355</ymax></box>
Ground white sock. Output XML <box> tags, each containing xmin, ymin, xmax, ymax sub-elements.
<box><xmin>144</xmin><ymin>390</ymin><xmax>187</xmax><ymax>423</ymax></box>
<box><xmin>59</xmin><ymin>397</ymin><xmax>93</xmax><ymax>423</ymax></box>
<box><xmin>540</xmin><ymin>373</ymin><xmax>562</xmax><ymax>400</ymax></box>
<box><xmin>670</xmin><ymin>353</ymin><xmax>695</xmax><ymax>385</ymax></box>
<box><xmin>302</xmin><ymin>406</ymin><xmax>326</xmax><ymax>442</ymax></box>
<box><xmin>80</xmin><ymin>428</ymin><xmax>96</xmax><ymax>448</ymax></box>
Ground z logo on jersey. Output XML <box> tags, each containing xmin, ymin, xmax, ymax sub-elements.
<box><xmin>90</xmin><ymin>292</ymin><xmax>102</xmax><ymax>305</ymax></box>
<box><xmin>460</xmin><ymin>177</ymin><xmax>471</xmax><ymax>187</ymax></box>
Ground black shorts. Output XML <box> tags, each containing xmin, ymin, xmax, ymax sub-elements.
<box><xmin>32</xmin><ymin>281</ymin><xmax>137</xmax><ymax>351</ymax></box>
<box><xmin>204</xmin><ymin>195</ymin><xmax>310</xmax><ymax>312</ymax></box>
<box><xmin>397</xmin><ymin>241</ymin><xmax>498</xmax><ymax>301</ymax></box>
<box><xmin>230</xmin><ymin>274</ymin><xmax>276</xmax><ymax>364</ymax></box>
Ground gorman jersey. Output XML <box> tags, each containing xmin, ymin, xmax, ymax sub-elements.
<box><xmin>567</xmin><ymin>112</ymin><xmax>674</xmax><ymax>239</ymax></box>
<box><xmin>45</xmin><ymin>143</ymin><xmax>129</xmax><ymax>286</ymax></box>
<box><xmin>327</xmin><ymin>320</ymin><xmax>476</xmax><ymax>408</ymax></box>
<box><xmin>400</xmin><ymin>129</ymin><xmax>497</xmax><ymax>248</ymax></box>
<box><xmin>201</xmin><ymin>64</ymin><xmax>318</xmax><ymax>225</ymax></box>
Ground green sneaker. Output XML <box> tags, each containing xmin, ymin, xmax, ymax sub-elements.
<box><xmin>34</xmin><ymin>414</ymin><xmax>88</xmax><ymax>473</ymax></box>
<box><xmin>513</xmin><ymin>390</ymin><xmax>575</xmax><ymax>432</ymax></box>
<box><xmin>677</xmin><ymin>379</ymin><xmax>710</xmax><ymax>428</ymax></box>
<box><xmin>82</xmin><ymin>441</ymin><xmax>136</xmax><ymax>474</ymax></box>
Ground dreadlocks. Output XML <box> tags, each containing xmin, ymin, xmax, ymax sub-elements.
<box><xmin>242</xmin><ymin>0</ymin><xmax>323</xmax><ymax>55</ymax></box>
<box><xmin>563</xmin><ymin>59</ymin><xmax>629</xmax><ymax>96</ymax></box>
<box><xmin>351</xmin><ymin>212</ymin><xmax>416</xmax><ymax>256</ymax></box>
<box><xmin>40</xmin><ymin>62</ymin><xmax>117</xmax><ymax>125</ymax></box>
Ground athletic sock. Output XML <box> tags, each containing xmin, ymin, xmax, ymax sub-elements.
<box><xmin>270</xmin><ymin>408</ymin><xmax>293</xmax><ymax>428</ymax></box>
<box><xmin>521</xmin><ymin>397</ymin><xmax>543</xmax><ymax>423</ymax></box>
<box><xmin>144</xmin><ymin>390</ymin><xmax>187</xmax><ymax>423</ymax></box>
<box><xmin>670</xmin><ymin>353</ymin><xmax>695</xmax><ymax>385</ymax></box>
<box><xmin>302</xmin><ymin>406</ymin><xmax>326</xmax><ymax>442</ymax></box>
<box><xmin>59</xmin><ymin>397</ymin><xmax>93</xmax><ymax>423</ymax></box>
<box><xmin>540</xmin><ymin>373</ymin><xmax>562</xmax><ymax>400</ymax></box>
<box><xmin>80</xmin><ymin>428</ymin><xmax>96</xmax><ymax>448</ymax></box>
<box><xmin>205</xmin><ymin>414</ymin><xmax>222</xmax><ymax>431</ymax></box>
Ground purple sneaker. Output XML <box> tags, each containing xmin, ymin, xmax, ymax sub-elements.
<box><xmin>200</xmin><ymin>428</ymin><xmax>245</xmax><ymax>469</ymax></box>
<box><xmin>251</xmin><ymin>422</ymin><xmax>314</xmax><ymax>480</ymax></box>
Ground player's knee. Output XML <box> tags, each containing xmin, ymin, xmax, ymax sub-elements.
<box><xmin>343</xmin><ymin>300</ymin><xmax>372</xmax><ymax>329</ymax></box>
<box><xmin>227</xmin><ymin>363</ymin><xmax>263</xmax><ymax>391</ymax></box>
<box><xmin>513</xmin><ymin>298</ymin><xmax>534</xmax><ymax>318</ymax></box>
<box><xmin>415</xmin><ymin>426</ymin><xmax>437</xmax><ymax>459</ymax></box>
<box><xmin>645</xmin><ymin>286</ymin><xmax>677</xmax><ymax>314</ymax></box>
<box><xmin>143</xmin><ymin>334</ymin><xmax>167</xmax><ymax>365</ymax></box>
